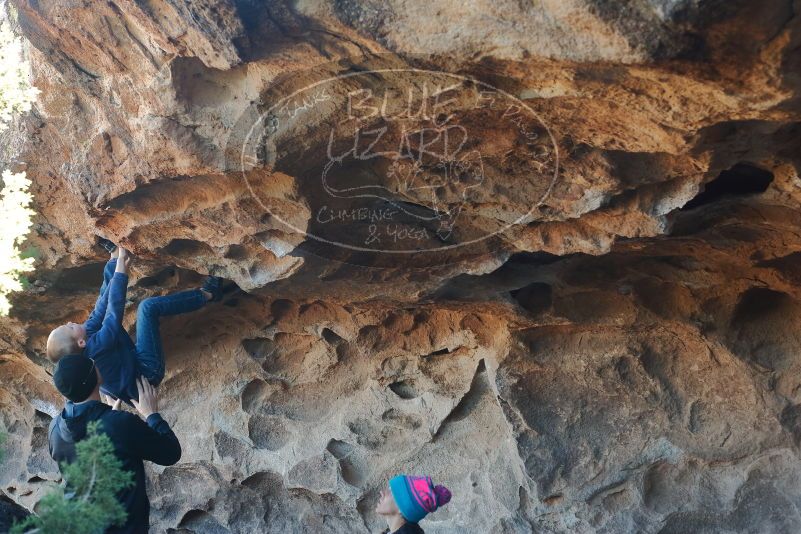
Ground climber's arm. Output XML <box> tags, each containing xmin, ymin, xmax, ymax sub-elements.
<box><xmin>84</xmin><ymin>259</ymin><xmax>118</xmax><ymax>335</ymax></box>
<box><xmin>92</xmin><ymin>250</ymin><xmax>130</xmax><ymax>348</ymax></box>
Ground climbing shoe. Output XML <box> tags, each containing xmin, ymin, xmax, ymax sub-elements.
<box><xmin>201</xmin><ymin>276</ymin><xmax>224</xmax><ymax>302</ymax></box>
<box><xmin>97</xmin><ymin>237</ymin><xmax>117</xmax><ymax>254</ymax></box>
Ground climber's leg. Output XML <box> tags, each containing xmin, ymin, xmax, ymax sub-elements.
<box><xmin>135</xmin><ymin>290</ymin><xmax>206</xmax><ymax>386</ymax></box>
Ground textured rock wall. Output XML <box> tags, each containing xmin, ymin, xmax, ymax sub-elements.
<box><xmin>2</xmin><ymin>0</ymin><xmax>801</xmax><ymax>532</ymax></box>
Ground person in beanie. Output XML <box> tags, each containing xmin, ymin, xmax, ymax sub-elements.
<box><xmin>375</xmin><ymin>475</ymin><xmax>452</xmax><ymax>533</ymax></box>
<box><xmin>49</xmin><ymin>353</ymin><xmax>181</xmax><ymax>533</ymax></box>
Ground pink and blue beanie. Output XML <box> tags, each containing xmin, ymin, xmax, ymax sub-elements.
<box><xmin>389</xmin><ymin>475</ymin><xmax>452</xmax><ymax>523</ymax></box>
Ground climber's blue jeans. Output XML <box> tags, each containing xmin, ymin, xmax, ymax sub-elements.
<box><xmin>96</xmin><ymin>259</ymin><xmax>206</xmax><ymax>386</ymax></box>
<box><xmin>136</xmin><ymin>290</ymin><xmax>206</xmax><ymax>386</ymax></box>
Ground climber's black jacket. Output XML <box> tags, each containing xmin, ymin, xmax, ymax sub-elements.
<box><xmin>48</xmin><ymin>399</ymin><xmax>181</xmax><ymax>533</ymax></box>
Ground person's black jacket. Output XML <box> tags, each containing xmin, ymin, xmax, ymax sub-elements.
<box><xmin>384</xmin><ymin>523</ymin><xmax>425</xmax><ymax>534</ymax></box>
<box><xmin>48</xmin><ymin>400</ymin><xmax>181</xmax><ymax>533</ymax></box>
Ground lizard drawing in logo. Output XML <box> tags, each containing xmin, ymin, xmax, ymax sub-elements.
<box><xmin>321</xmin><ymin>122</ymin><xmax>485</xmax><ymax>241</ymax></box>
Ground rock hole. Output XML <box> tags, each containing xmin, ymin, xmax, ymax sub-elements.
<box><xmin>241</xmin><ymin>470</ymin><xmax>283</xmax><ymax>490</ymax></box>
<box><xmin>388</xmin><ymin>380</ymin><xmax>418</xmax><ymax>400</ymax></box>
<box><xmin>326</xmin><ymin>439</ymin><xmax>364</xmax><ymax>487</ymax></box>
<box><xmin>241</xmin><ymin>338</ymin><xmax>274</xmax><ymax>362</ymax></box>
<box><xmin>241</xmin><ymin>378</ymin><xmax>271</xmax><ymax>413</ymax></box>
<box><xmin>425</xmin><ymin>347</ymin><xmax>451</xmax><ymax>357</ymax></box>
<box><xmin>543</xmin><ymin>494</ymin><xmax>563</xmax><ymax>506</ymax></box>
<box><xmin>270</xmin><ymin>299</ymin><xmax>295</xmax><ymax>320</ymax></box>
<box><xmin>224</xmin><ymin>244</ymin><xmax>249</xmax><ymax>261</ymax></box>
<box><xmin>381</xmin><ymin>408</ymin><xmax>423</xmax><ymax>429</ymax></box>
<box><xmin>321</xmin><ymin>327</ymin><xmax>344</xmax><ymax>344</ymax></box>
<box><xmin>347</xmin><ymin>418</ymin><xmax>384</xmax><ymax>449</ymax></box>
<box><xmin>511</xmin><ymin>282</ymin><xmax>553</xmax><ymax>315</ymax></box>
<box><xmin>729</xmin><ymin>287</ymin><xmax>801</xmax><ymax>370</ymax></box>
<box><xmin>50</xmin><ymin>262</ymin><xmax>106</xmax><ymax>292</ymax></box>
<box><xmin>780</xmin><ymin>404</ymin><xmax>801</xmax><ymax>446</ymax></box>
<box><xmin>682</xmin><ymin>162</ymin><xmax>773</xmax><ymax>210</ymax></box>
<box><xmin>164</xmin><ymin>239</ymin><xmax>213</xmax><ymax>257</ymax></box>
<box><xmin>643</xmin><ymin>461</ymin><xmax>676</xmax><ymax>514</ymax></box>
<box><xmin>614</xmin><ymin>356</ymin><xmax>633</xmax><ymax>383</ymax></box>
<box><xmin>213</xmin><ymin>430</ymin><xmax>249</xmax><ymax>461</ymax></box>
<box><xmin>137</xmin><ymin>267</ymin><xmax>177</xmax><ymax>288</ymax></box>
<box><xmin>248</xmin><ymin>414</ymin><xmax>290</xmax><ymax>450</ymax></box>
<box><xmin>176</xmin><ymin>509</ymin><xmax>229</xmax><ymax>534</ymax></box>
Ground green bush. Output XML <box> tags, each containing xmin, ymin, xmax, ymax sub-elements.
<box><xmin>12</xmin><ymin>422</ymin><xmax>134</xmax><ymax>534</ymax></box>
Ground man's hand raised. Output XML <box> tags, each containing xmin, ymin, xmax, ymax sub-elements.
<box><xmin>131</xmin><ymin>377</ymin><xmax>159</xmax><ymax>419</ymax></box>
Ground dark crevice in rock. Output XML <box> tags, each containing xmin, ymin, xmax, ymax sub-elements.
<box><xmin>506</xmin><ymin>251</ymin><xmax>563</xmax><ymax>267</ymax></box>
<box><xmin>682</xmin><ymin>163</ymin><xmax>774</xmax><ymax>210</ymax></box>
<box><xmin>136</xmin><ymin>267</ymin><xmax>177</xmax><ymax>288</ymax></box>
<box><xmin>321</xmin><ymin>327</ymin><xmax>345</xmax><ymax>344</ymax></box>
<box><xmin>511</xmin><ymin>282</ymin><xmax>553</xmax><ymax>316</ymax></box>
<box><xmin>424</xmin><ymin>347</ymin><xmax>451</xmax><ymax>357</ymax></box>
<box><xmin>48</xmin><ymin>262</ymin><xmax>106</xmax><ymax>293</ymax></box>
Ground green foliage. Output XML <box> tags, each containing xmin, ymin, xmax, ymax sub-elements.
<box><xmin>11</xmin><ymin>422</ymin><xmax>134</xmax><ymax>534</ymax></box>
<box><xmin>0</xmin><ymin>21</ymin><xmax>38</xmax><ymax>316</ymax></box>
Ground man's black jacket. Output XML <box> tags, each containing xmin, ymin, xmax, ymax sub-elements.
<box><xmin>48</xmin><ymin>400</ymin><xmax>181</xmax><ymax>533</ymax></box>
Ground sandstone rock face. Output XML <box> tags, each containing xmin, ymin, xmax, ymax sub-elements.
<box><xmin>2</xmin><ymin>1</ymin><xmax>801</xmax><ymax>532</ymax></box>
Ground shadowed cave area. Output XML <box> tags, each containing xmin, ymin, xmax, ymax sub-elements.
<box><xmin>2</xmin><ymin>0</ymin><xmax>801</xmax><ymax>533</ymax></box>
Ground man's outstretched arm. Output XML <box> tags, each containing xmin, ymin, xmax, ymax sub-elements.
<box><xmin>129</xmin><ymin>377</ymin><xmax>182</xmax><ymax>465</ymax></box>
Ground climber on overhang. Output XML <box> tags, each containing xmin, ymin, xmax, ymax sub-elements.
<box><xmin>45</xmin><ymin>238</ymin><xmax>224</xmax><ymax>405</ymax></box>
<box><xmin>376</xmin><ymin>475</ymin><xmax>452</xmax><ymax>533</ymax></box>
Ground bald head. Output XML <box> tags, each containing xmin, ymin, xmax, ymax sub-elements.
<box><xmin>46</xmin><ymin>323</ymin><xmax>86</xmax><ymax>362</ymax></box>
